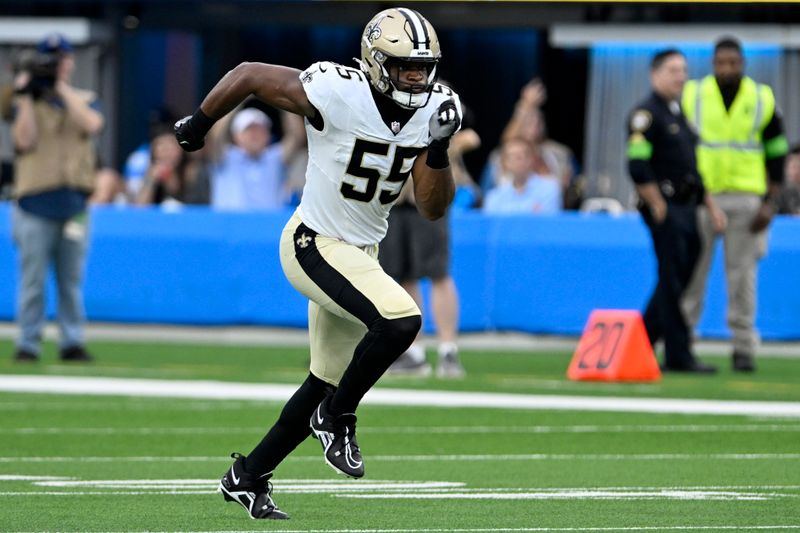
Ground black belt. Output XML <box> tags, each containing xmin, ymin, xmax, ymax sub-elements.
<box><xmin>659</xmin><ymin>178</ymin><xmax>702</xmax><ymax>205</ymax></box>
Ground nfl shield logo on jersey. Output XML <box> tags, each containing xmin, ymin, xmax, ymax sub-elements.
<box><xmin>391</xmin><ymin>121</ymin><xmax>400</xmax><ymax>134</ymax></box>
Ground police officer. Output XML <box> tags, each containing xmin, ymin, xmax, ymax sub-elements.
<box><xmin>627</xmin><ymin>48</ymin><xmax>720</xmax><ymax>374</ymax></box>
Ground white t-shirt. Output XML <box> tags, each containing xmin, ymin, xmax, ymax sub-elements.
<box><xmin>297</xmin><ymin>61</ymin><xmax>461</xmax><ymax>246</ymax></box>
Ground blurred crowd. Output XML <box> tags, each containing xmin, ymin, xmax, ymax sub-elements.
<box><xmin>3</xmin><ymin>68</ymin><xmax>588</xmax><ymax>216</ymax></box>
<box><xmin>3</xmin><ymin>40</ymin><xmax>800</xmax><ymax>217</ymax></box>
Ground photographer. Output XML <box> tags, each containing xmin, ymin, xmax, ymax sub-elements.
<box><xmin>10</xmin><ymin>33</ymin><xmax>103</xmax><ymax>363</ymax></box>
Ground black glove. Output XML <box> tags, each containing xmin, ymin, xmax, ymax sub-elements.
<box><xmin>428</xmin><ymin>98</ymin><xmax>461</xmax><ymax>141</ymax></box>
<box><xmin>174</xmin><ymin>108</ymin><xmax>216</xmax><ymax>152</ymax></box>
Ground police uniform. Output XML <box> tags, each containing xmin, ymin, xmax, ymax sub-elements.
<box><xmin>280</xmin><ymin>61</ymin><xmax>462</xmax><ymax>386</ymax></box>
<box><xmin>627</xmin><ymin>92</ymin><xmax>703</xmax><ymax>369</ymax></box>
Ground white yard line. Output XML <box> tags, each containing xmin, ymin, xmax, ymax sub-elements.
<box><xmin>6</xmin><ymin>526</ymin><xmax>800</xmax><ymax>532</ymax></box>
<box><xmin>1</xmin><ymin>375</ymin><xmax>799</xmax><ymax>417</ymax></box>
<box><xmin>338</xmin><ymin>490</ymin><xmax>793</xmax><ymax>501</ymax></box>
<box><xmin>1</xmin><ymin>453</ymin><xmax>798</xmax><ymax>463</ymax></box>
<box><xmin>8</xmin><ymin>480</ymin><xmax>797</xmax><ymax>502</ymax></box>
<box><xmin>332</xmin><ymin>453</ymin><xmax>800</xmax><ymax>462</ymax></box>
<box><xmin>6</xmin><ymin>478</ymin><xmax>800</xmax><ymax>492</ymax></box>
<box><xmin>4</xmin><ymin>424</ymin><xmax>800</xmax><ymax>436</ymax></box>
<box><xmin>0</xmin><ymin>490</ymin><xmax>791</xmax><ymax>501</ymax></box>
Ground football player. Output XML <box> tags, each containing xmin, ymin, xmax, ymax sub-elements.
<box><xmin>175</xmin><ymin>7</ymin><xmax>461</xmax><ymax>519</ymax></box>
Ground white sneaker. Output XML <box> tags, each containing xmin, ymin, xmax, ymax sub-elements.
<box><xmin>436</xmin><ymin>345</ymin><xmax>465</xmax><ymax>379</ymax></box>
<box><xmin>386</xmin><ymin>351</ymin><xmax>432</xmax><ymax>377</ymax></box>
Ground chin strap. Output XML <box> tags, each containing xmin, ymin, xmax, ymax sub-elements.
<box><xmin>389</xmin><ymin>87</ymin><xmax>432</xmax><ymax>109</ymax></box>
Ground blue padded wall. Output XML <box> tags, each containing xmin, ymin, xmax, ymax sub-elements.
<box><xmin>1</xmin><ymin>203</ymin><xmax>799</xmax><ymax>340</ymax></box>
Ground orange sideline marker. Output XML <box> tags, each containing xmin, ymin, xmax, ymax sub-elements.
<box><xmin>567</xmin><ymin>309</ymin><xmax>661</xmax><ymax>382</ymax></box>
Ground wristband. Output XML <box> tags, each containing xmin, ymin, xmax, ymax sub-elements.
<box><xmin>426</xmin><ymin>138</ymin><xmax>450</xmax><ymax>170</ymax></box>
<box><xmin>189</xmin><ymin>107</ymin><xmax>216</xmax><ymax>137</ymax></box>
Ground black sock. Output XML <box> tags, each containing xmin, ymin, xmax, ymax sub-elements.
<box><xmin>245</xmin><ymin>373</ymin><xmax>334</xmax><ymax>476</ymax></box>
<box><xmin>329</xmin><ymin>315</ymin><xmax>421</xmax><ymax>416</ymax></box>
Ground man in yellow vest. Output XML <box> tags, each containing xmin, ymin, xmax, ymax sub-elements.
<box><xmin>10</xmin><ymin>33</ymin><xmax>103</xmax><ymax>363</ymax></box>
<box><xmin>681</xmin><ymin>37</ymin><xmax>788</xmax><ymax>372</ymax></box>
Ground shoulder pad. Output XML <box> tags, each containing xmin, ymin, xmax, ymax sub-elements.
<box><xmin>299</xmin><ymin>61</ymin><xmax>370</xmax><ymax>131</ymax></box>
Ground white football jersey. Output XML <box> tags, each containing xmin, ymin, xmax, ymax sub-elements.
<box><xmin>296</xmin><ymin>61</ymin><xmax>462</xmax><ymax>246</ymax></box>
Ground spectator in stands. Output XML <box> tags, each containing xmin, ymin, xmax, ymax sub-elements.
<box><xmin>89</xmin><ymin>166</ymin><xmax>126</xmax><ymax>205</ymax></box>
<box><xmin>776</xmin><ymin>144</ymin><xmax>800</xmax><ymax>215</ymax></box>
<box><xmin>9</xmin><ymin>33</ymin><xmax>102</xmax><ymax>363</ymax></box>
<box><xmin>481</xmin><ymin>78</ymin><xmax>579</xmax><ymax>208</ymax></box>
<box><xmin>449</xmin><ymin>110</ymin><xmax>482</xmax><ymax>210</ymax></box>
<box><xmin>483</xmin><ymin>138</ymin><xmax>562</xmax><ymax>214</ymax></box>
<box><xmin>122</xmin><ymin>108</ymin><xmax>179</xmax><ymax>198</ymax></box>
<box><xmin>681</xmin><ymin>37</ymin><xmax>789</xmax><ymax>373</ymax></box>
<box><xmin>207</xmin><ymin>105</ymin><xmax>305</xmax><ymax>210</ymax></box>
<box><xmin>431</xmin><ymin>88</ymin><xmax>481</xmax><ymax>210</ymax></box>
<box><xmin>134</xmin><ymin>125</ymin><xmax>209</xmax><ymax>206</ymax></box>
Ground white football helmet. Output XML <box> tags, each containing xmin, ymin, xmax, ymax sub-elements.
<box><xmin>358</xmin><ymin>7</ymin><xmax>441</xmax><ymax>109</ymax></box>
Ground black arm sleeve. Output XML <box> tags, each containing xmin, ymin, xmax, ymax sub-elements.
<box><xmin>762</xmin><ymin>111</ymin><xmax>784</xmax><ymax>147</ymax></box>
<box><xmin>628</xmin><ymin>159</ymin><xmax>657</xmax><ymax>185</ymax></box>
<box><xmin>763</xmin><ymin>112</ymin><xmax>786</xmax><ymax>184</ymax></box>
<box><xmin>767</xmin><ymin>157</ymin><xmax>785</xmax><ymax>185</ymax></box>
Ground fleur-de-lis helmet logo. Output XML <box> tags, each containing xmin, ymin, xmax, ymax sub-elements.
<box><xmin>365</xmin><ymin>14</ymin><xmax>386</xmax><ymax>43</ymax></box>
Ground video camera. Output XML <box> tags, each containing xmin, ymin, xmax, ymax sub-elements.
<box><xmin>12</xmin><ymin>49</ymin><xmax>61</xmax><ymax>99</ymax></box>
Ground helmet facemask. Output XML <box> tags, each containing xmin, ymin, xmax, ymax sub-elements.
<box><xmin>376</xmin><ymin>56</ymin><xmax>438</xmax><ymax>109</ymax></box>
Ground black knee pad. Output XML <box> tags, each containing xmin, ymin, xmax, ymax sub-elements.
<box><xmin>371</xmin><ymin>315</ymin><xmax>421</xmax><ymax>348</ymax></box>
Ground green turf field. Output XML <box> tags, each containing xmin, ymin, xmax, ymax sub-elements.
<box><xmin>1</xmin><ymin>338</ymin><xmax>799</xmax><ymax>532</ymax></box>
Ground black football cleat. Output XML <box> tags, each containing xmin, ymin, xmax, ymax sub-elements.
<box><xmin>13</xmin><ymin>349</ymin><xmax>39</xmax><ymax>363</ymax></box>
<box><xmin>310</xmin><ymin>396</ymin><xmax>364</xmax><ymax>478</ymax></box>
<box><xmin>59</xmin><ymin>346</ymin><xmax>94</xmax><ymax>362</ymax></box>
<box><xmin>660</xmin><ymin>361</ymin><xmax>718</xmax><ymax>374</ymax></box>
<box><xmin>732</xmin><ymin>352</ymin><xmax>756</xmax><ymax>372</ymax></box>
<box><xmin>219</xmin><ymin>453</ymin><xmax>289</xmax><ymax>520</ymax></box>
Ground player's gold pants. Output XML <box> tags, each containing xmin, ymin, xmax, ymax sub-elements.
<box><xmin>279</xmin><ymin>212</ymin><xmax>420</xmax><ymax>386</ymax></box>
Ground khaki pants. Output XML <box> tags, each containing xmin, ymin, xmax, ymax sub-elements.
<box><xmin>279</xmin><ymin>212</ymin><xmax>420</xmax><ymax>386</ymax></box>
<box><xmin>682</xmin><ymin>193</ymin><xmax>767</xmax><ymax>355</ymax></box>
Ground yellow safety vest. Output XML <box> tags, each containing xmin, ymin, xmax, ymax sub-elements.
<box><xmin>681</xmin><ymin>75</ymin><xmax>774</xmax><ymax>195</ymax></box>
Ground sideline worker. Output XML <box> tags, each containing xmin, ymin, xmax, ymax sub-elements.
<box><xmin>627</xmin><ymin>48</ymin><xmax>721</xmax><ymax>374</ymax></box>
<box><xmin>681</xmin><ymin>37</ymin><xmax>788</xmax><ymax>373</ymax></box>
